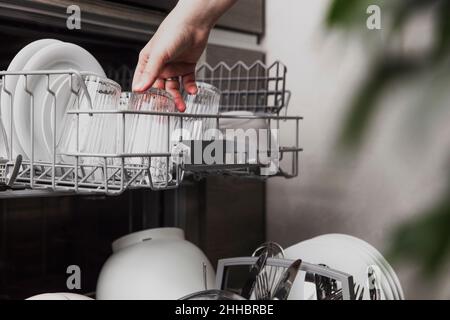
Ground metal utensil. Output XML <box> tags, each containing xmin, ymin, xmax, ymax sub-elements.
<box><xmin>252</xmin><ymin>241</ymin><xmax>284</xmax><ymax>258</ymax></box>
<box><xmin>0</xmin><ymin>155</ymin><xmax>22</xmax><ymax>187</ymax></box>
<box><xmin>241</xmin><ymin>249</ymin><xmax>269</xmax><ymax>299</ymax></box>
<box><xmin>252</xmin><ymin>242</ymin><xmax>284</xmax><ymax>297</ymax></box>
<box><xmin>255</xmin><ymin>271</ymin><xmax>271</xmax><ymax>300</ymax></box>
<box><xmin>324</xmin><ymin>283</ymin><xmax>365</xmax><ymax>300</ymax></box>
<box><xmin>356</xmin><ymin>285</ymin><xmax>365</xmax><ymax>300</ymax></box>
<box><xmin>271</xmin><ymin>259</ymin><xmax>302</xmax><ymax>300</ymax></box>
<box><xmin>367</xmin><ymin>265</ymin><xmax>381</xmax><ymax>300</ymax></box>
<box><xmin>314</xmin><ymin>264</ymin><xmax>337</xmax><ymax>300</ymax></box>
<box><xmin>203</xmin><ymin>262</ymin><xmax>208</xmax><ymax>290</ymax></box>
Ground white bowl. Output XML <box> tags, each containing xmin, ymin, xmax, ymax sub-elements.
<box><xmin>96</xmin><ymin>228</ymin><xmax>216</xmax><ymax>300</ymax></box>
<box><xmin>26</xmin><ymin>293</ymin><xmax>93</xmax><ymax>300</ymax></box>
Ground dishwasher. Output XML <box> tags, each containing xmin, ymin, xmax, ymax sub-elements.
<box><xmin>0</xmin><ymin>0</ymin><xmax>372</xmax><ymax>301</ymax></box>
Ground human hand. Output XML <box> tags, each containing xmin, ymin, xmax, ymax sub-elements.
<box><xmin>132</xmin><ymin>9</ymin><xmax>210</xmax><ymax>111</ymax></box>
<box><xmin>132</xmin><ymin>0</ymin><xmax>237</xmax><ymax>111</ymax></box>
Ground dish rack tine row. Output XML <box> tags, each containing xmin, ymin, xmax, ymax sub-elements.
<box><xmin>216</xmin><ymin>257</ymin><xmax>355</xmax><ymax>300</ymax></box>
<box><xmin>109</xmin><ymin>61</ymin><xmax>289</xmax><ymax>114</ymax></box>
<box><xmin>1</xmin><ymin>61</ymin><xmax>302</xmax><ymax>195</ymax></box>
<box><xmin>195</xmin><ymin>61</ymin><xmax>287</xmax><ymax>113</ymax></box>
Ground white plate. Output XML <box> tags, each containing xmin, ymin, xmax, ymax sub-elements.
<box><xmin>304</xmin><ymin>236</ymin><xmax>391</xmax><ymax>300</ymax></box>
<box><xmin>352</xmin><ymin>236</ymin><xmax>404</xmax><ymax>299</ymax></box>
<box><xmin>284</xmin><ymin>238</ymin><xmax>374</xmax><ymax>300</ymax></box>
<box><xmin>13</xmin><ymin>42</ymin><xmax>105</xmax><ymax>161</ymax></box>
<box><xmin>41</xmin><ymin>74</ymin><xmax>75</xmax><ymax>158</ymax></box>
<box><xmin>309</xmin><ymin>235</ymin><xmax>394</xmax><ymax>300</ymax></box>
<box><xmin>326</xmin><ymin>233</ymin><xmax>404</xmax><ymax>299</ymax></box>
<box><xmin>0</xmin><ymin>39</ymin><xmax>61</xmax><ymax>158</ymax></box>
<box><xmin>319</xmin><ymin>234</ymin><xmax>397</xmax><ymax>299</ymax></box>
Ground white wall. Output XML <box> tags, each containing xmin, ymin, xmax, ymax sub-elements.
<box><xmin>263</xmin><ymin>0</ymin><xmax>450</xmax><ymax>299</ymax></box>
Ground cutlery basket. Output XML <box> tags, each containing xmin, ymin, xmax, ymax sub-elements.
<box><xmin>217</xmin><ymin>257</ymin><xmax>356</xmax><ymax>300</ymax></box>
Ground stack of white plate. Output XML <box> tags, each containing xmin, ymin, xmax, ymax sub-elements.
<box><xmin>0</xmin><ymin>39</ymin><xmax>105</xmax><ymax>161</ymax></box>
<box><xmin>284</xmin><ymin>234</ymin><xmax>404</xmax><ymax>300</ymax></box>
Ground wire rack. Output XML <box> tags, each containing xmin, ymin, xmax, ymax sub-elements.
<box><xmin>0</xmin><ymin>61</ymin><xmax>302</xmax><ymax>195</ymax></box>
<box><xmin>196</xmin><ymin>61</ymin><xmax>287</xmax><ymax>113</ymax></box>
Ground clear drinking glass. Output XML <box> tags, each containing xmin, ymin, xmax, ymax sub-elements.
<box><xmin>57</xmin><ymin>75</ymin><xmax>121</xmax><ymax>159</ymax></box>
<box><xmin>179</xmin><ymin>82</ymin><xmax>221</xmax><ymax>141</ymax></box>
<box><xmin>118</xmin><ymin>91</ymin><xmax>133</xmax><ymax>154</ymax></box>
<box><xmin>127</xmin><ymin>88</ymin><xmax>177</xmax><ymax>185</ymax></box>
<box><xmin>82</xmin><ymin>75</ymin><xmax>121</xmax><ymax>155</ymax></box>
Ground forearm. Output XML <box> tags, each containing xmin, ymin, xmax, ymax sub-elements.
<box><xmin>170</xmin><ymin>0</ymin><xmax>238</xmax><ymax>30</ymax></box>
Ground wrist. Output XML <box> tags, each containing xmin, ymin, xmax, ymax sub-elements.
<box><xmin>173</xmin><ymin>0</ymin><xmax>236</xmax><ymax>30</ymax></box>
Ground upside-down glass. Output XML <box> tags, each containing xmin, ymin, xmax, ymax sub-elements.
<box><xmin>127</xmin><ymin>88</ymin><xmax>177</xmax><ymax>185</ymax></box>
<box><xmin>118</xmin><ymin>91</ymin><xmax>132</xmax><ymax>154</ymax></box>
<box><xmin>57</xmin><ymin>75</ymin><xmax>121</xmax><ymax>160</ymax></box>
<box><xmin>178</xmin><ymin>82</ymin><xmax>221</xmax><ymax>141</ymax></box>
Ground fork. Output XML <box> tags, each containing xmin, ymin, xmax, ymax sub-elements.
<box><xmin>324</xmin><ymin>284</ymin><xmax>365</xmax><ymax>300</ymax></box>
<box><xmin>255</xmin><ymin>271</ymin><xmax>271</xmax><ymax>300</ymax></box>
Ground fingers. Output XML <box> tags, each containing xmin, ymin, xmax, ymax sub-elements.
<box><xmin>132</xmin><ymin>50</ymin><xmax>148</xmax><ymax>91</ymax></box>
<box><xmin>158</xmin><ymin>62</ymin><xmax>196</xmax><ymax>79</ymax></box>
<box><xmin>132</xmin><ymin>50</ymin><xmax>195</xmax><ymax>112</ymax></box>
<box><xmin>132</xmin><ymin>49</ymin><xmax>165</xmax><ymax>92</ymax></box>
<box><xmin>152</xmin><ymin>75</ymin><xmax>195</xmax><ymax>113</ymax></box>
<box><xmin>165</xmin><ymin>78</ymin><xmax>186</xmax><ymax>112</ymax></box>
<box><xmin>153</xmin><ymin>79</ymin><xmax>166</xmax><ymax>90</ymax></box>
<box><xmin>182</xmin><ymin>72</ymin><xmax>198</xmax><ymax>95</ymax></box>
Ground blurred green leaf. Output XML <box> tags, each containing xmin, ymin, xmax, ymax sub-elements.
<box><xmin>434</xmin><ymin>0</ymin><xmax>450</xmax><ymax>59</ymax></box>
<box><xmin>326</xmin><ymin>0</ymin><xmax>359</xmax><ymax>26</ymax></box>
<box><xmin>391</xmin><ymin>0</ymin><xmax>439</xmax><ymax>32</ymax></box>
<box><xmin>327</xmin><ymin>0</ymin><xmax>450</xmax><ymax>278</ymax></box>
<box><xmin>326</xmin><ymin>0</ymin><xmax>374</xmax><ymax>28</ymax></box>
<box><xmin>338</xmin><ymin>57</ymin><xmax>422</xmax><ymax>149</ymax></box>
<box><xmin>387</xmin><ymin>190</ymin><xmax>450</xmax><ymax>276</ymax></box>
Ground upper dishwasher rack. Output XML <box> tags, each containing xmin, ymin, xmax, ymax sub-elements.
<box><xmin>0</xmin><ymin>61</ymin><xmax>302</xmax><ymax>195</ymax></box>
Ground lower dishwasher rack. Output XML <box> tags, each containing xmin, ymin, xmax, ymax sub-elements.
<box><xmin>0</xmin><ymin>63</ymin><xmax>302</xmax><ymax>196</ymax></box>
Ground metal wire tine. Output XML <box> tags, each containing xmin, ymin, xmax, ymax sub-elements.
<box><xmin>260</xmin><ymin>272</ymin><xmax>265</xmax><ymax>300</ymax></box>
<box><xmin>255</xmin><ymin>271</ymin><xmax>269</xmax><ymax>300</ymax></box>
<box><xmin>353</xmin><ymin>284</ymin><xmax>361</xmax><ymax>301</ymax></box>
<box><xmin>263</xmin><ymin>271</ymin><xmax>271</xmax><ymax>300</ymax></box>
<box><xmin>23</xmin><ymin>74</ymin><xmax>35</xmax><ymax>187</ymax></box>
<box><xmin>255</xmin><ymin>276</ymin><xmax>261</xmax><ymax>300</ymax></box>
<box><xmin>1</xmin><ymin>75</ymin><xmax>12</xmax><ymax>160</ymax></box>
<box><xmin>203</xmin><ymin>262</ymin><xmax>208</xmax><ymax>290</ymax></box>
<box><xmin>257</xmin><ymin>273</ymin><xmax>264</xmax><ymax>300</ymax></box>
<box><xmin>324</xmin><ymin>288</ymin><xmax>342</xmax><ymax>300</ymax></box>
<box><xmin>323</xmin><ymin>283</ymin><xmax>364</xmax><ymax>301</ymax></box>
<box><xmin>73</xmin><ymin>70</ymin><xmax>92</xmax><ymax>110</ymax></box>
<box><xmin>46</xmin><ymin>74</ymin><xmax>57</xmax><ymax>188</ymax></box>
<box><xmin>359</xmin><ymin>287</ymin><xmax>365</xmax><ymax>300</ymax></box>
